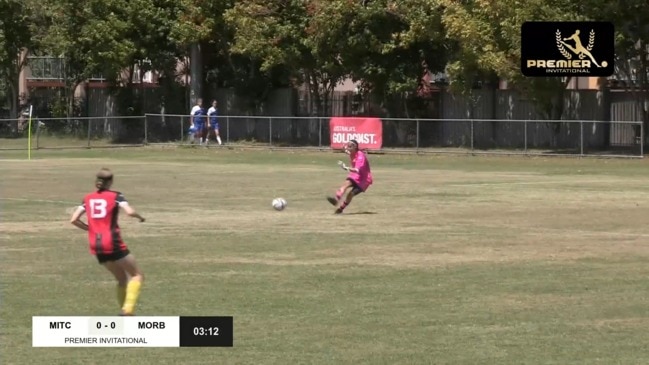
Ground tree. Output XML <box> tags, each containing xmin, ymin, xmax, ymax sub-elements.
<box><xmin>308</xmin><ymin>0</ymin><xmax>448</xmax><ymax>117</ymax></box>
<box><xmin>224</xmin><ymin>0</ymin><xmax>349</xmax><ymax>115</ymax></box>
<box><xmin>586</xmin><ymin>0</ymin><xmax>649</xmax><ymax>142</ymax></box>
<box><xmin>104</xmin><ymin>0</ymin><xmax>183</xmax><ymax>85</ymax></box>
<box><xmin>0</xmin><ymin>0</ymin><xmax>36</xmax><ymax>120</ymax></box>
<box><xmin>112</xmin><ymin>0</ymin><xmax>186</xmax><ymax>117</ymax></box>
<box><xmin>439</xmin><ymin>0</ymin><xmax>597</xmax><ymax>147</ymax></box>
<box><xmin>170</xmin><ymin>0</ymin><xmax>219</xmax><ymax>47</ymax></box>
<box><xmin>440</xmin><ymin>0</ymin><xmax>589</xmax><ymax>117</ymax></box>
<box><xmin>35</xmin><ymin>0</ymin><xmax>135</xmax><ymax>117</ymax></box>
<box><xmin>171</xmin><ymin>0</ymin><xmax>288</xmax><ymax>113</ymax></box>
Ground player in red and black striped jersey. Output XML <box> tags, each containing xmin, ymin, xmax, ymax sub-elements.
<box><xmin>69</xmin><ymin>168</ymin><xmax>146</xmax><ymax>316</ymax></box>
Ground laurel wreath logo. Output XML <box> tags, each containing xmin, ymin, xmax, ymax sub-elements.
<box><xmin>548</xmin><ymin>28</ymin><xmax>607</xmax><ymax>69</ymax></box>
<box><xmin>580</xmin><ymin>29</ymin><xmax>596</xmax><ymax>59</ymax></box>
<box><xmin>555</xmin><ymin>29</ymin><xmax>596</xmax><ymax>60</ymax></box>
<box><xmin>556</xmin><ymin>30</ymin><xmax>572</xmax><ymax>59</ymax></box>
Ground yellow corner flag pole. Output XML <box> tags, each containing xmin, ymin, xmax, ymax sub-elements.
<box><xmin>27</xmin><ymin>105</ymin><xmax>33</xmax><ymax>160</ymax></box>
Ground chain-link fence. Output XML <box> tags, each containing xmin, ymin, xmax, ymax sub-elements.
<box><xmin>0</xmin><ymin>116</ymin><xmax>145</xmax><ymax>150</ymax></box>
<box><xmin>0</xmin><ymin>114</ymin><xmax>643</xmax><ymax>158</ymax></box>
<box><xmin>142</xmin><ymin>114</ymin><xmax>643</xmax><ymax>157</ymax></box>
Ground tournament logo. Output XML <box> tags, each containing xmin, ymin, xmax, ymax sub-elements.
<box><xmin>521</xmin><ymin>22</ymin><xmax>614</xmax><ymax>77</ymax></box>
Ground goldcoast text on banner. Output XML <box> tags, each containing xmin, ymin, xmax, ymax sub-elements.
<box><xmin>329</xmin><ymin>117</ymin><xmax>383</xmax><ymax>150</ymax></box>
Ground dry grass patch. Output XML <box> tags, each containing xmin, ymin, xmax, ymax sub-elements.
<box><xmin>5</xmin><ymin>149</ymin><xmax>649</xmax><ymax>364</ymax></box>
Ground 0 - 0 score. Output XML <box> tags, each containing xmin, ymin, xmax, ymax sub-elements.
<box><xmin>97</xmin><ymin>321</ymin><xmax>116</xmax><ymax>329</ymax></box>
<box><xmin>33</xmin><ymin>316</ymin><xmax>233</xmax><ymax>347</ymax></box>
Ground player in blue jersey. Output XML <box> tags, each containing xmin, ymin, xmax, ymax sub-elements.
<box><xmin>190</xmin><ymin>98</ymin><xmax>207</xmax><ymax>144</ymax></box>
<box><xmin>207</xmin><ymin>100</ymin><xmax>222</xmax><ymax>145</ymax></box>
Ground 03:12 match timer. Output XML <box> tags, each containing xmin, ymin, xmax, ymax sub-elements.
<box><xmin>32</xmin><ymin>316</ymin><xmax>233</xmax><ymax>347</ymax></box>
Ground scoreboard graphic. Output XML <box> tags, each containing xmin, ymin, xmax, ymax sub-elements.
<box><xmin>32</xmin><ymin>316</ymin><xmax>233</xmax><ymax>347</ymax></box>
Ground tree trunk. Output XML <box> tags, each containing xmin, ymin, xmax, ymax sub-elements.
<box><xmin>67</xmin><ymin>80</ymin><xmax>81</xmax><ymax>117</ymax></box>
<box><xmin>8</xmin><ymin>81</ymin><xmax>19</xmax><ymax>134</ymax></box>
<box><xmin>638</xmin><ymin>40</ymin><xmax>649</xmax><ymax>146</ymax></box>
<box><xmin>6</xmin><ymin>52</ymin><xmax>26</xmax><ymax>133</ymax></box>
<box><xmin>309</xmin><ymin>72</ymin><xmax>323</xmax><ymax>116</ymax></box>
<box><xmin>190</xmin><ymin>43</ymin><xmax>203</xmax><ymax>107</ymax></box>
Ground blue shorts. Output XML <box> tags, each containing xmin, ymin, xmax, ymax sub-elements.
<box><xmin>210</xmin><ymin>123</ymin><xmax>219</xmax><ymax>130</ymax></box>
<box><xmin>194</xmin><ymin>123</ymin><xmax>206</xmax><ymax>131</ymax></box>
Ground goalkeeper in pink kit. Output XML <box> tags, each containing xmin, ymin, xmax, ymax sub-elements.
<box><xmin>327</xmin><ymin>139</ymin><xmax>373</xmax><ymax>214</ymax></box>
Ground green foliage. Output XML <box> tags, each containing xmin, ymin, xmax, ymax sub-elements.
<box><xmin>224</xmin><ymin>0</ymin><xmax>345</xmax><ymax>113</ymax></box>
<box><xmin>170</xmin><ymin>0</ymin><xmax>227</xmax><ymax>46</ymax></box>
<box><xmin>335</xmin><ymin>0</ymin><xmax>447</xmax><ymax>96</ymax></box>
<box><xmin>440</xmin><ymin>0</ymin><xmax>585</xmax><ymax>119</ymax></box>
<box><xmin>127</xmin><ymin>0</ymin><xmax>184</xmax><ymax>80</ymax></box>
<box><xmin>40</xmin><ymin>0</ymin><xmax>133</xmax><ymax>83</ymax></box>
<box><xmin>0</xmin><ymin>0</ymin><xmax>37</xmax><ymax>116</ymax></box>
<box><xmin>0</xmin><ymin>0</ymin><xmax>32</xmax><ymax>65</ymax></box>
<box><xmin>586</xmin><ymin>0</ymin><xmax>649</xmax><ymax>129</ymax></box>
<box><xmin>176</xmin><ymin>0</ymin><xmax>284</xmax><ymax>107</ymax></box>
<box><xmin>1</xmin><ymin>0</ymin><xmax>648</xmax><ymax>121</ymax></box>
<box><xmin>225</xmin><ymin>1</ymin><xmax>310</xmax><ymax>73</ymax></box>
<box><xmin>224</xmin><ymin>0</ymin><xmax>448</xmax><ymax>115</ymax></box>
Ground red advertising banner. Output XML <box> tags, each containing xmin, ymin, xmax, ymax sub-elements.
<box><xmin>329</xmin><ymin>117</ymin><xmax>383</xmax><ymax>150</ymax></box>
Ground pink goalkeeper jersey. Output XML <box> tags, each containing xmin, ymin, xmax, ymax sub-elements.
<box><xmin>347</xmin><ymin>150</ymin><xmax>373</xmax><ymax>191</ymax></box>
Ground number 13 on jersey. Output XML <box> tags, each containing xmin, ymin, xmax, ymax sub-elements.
<box><xmin>89</xmin><ymin>199</ymin><xmax>107</xmax><ymax>218</ymax></box>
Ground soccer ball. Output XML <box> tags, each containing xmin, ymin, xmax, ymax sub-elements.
<box><xmin>272</xmin><ymin>198</ymin><xmax>287</xmax><ymax>211</ymax></box>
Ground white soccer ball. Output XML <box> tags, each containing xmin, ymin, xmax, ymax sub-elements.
<box><xmin>272</xmin><ymin>198</ymin><xmax>287</xmax><ymax>211</ymax></box>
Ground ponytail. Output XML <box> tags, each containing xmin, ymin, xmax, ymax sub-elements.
<box><xmin>95</xmin><ymin>168</ymin><xmax>113</xmax><ymax>191</ymax></box>
<box><xmin>95</xmin><ymin>179</ymin><xmax>109</xmax><ymax>190</ymax></box>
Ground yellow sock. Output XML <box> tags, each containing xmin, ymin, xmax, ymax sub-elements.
<box><xmin>121</xmin><ymin>280</ymin><xmax>142</xmax><ymax>315</ymax></box>
<box><xmin>117</xmin><ymin>285</ymin><xmax>127</xmax><ymax>307</ymax></box>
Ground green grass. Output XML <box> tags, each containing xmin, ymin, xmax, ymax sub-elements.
<box><xmin>3</xmin><ymin>147</ymin><xmax>649</xmax><ymax>364</ymax></box>
<box><xmin>0</xmin><ymin>136</ymin><xmax>129</xmax><ymax>151</ymax></box>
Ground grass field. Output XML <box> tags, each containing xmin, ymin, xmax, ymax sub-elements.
<box><xmin>3</xmin><ymin>147</ymin><xmax>649</xmax><ymax>364</ymax></box>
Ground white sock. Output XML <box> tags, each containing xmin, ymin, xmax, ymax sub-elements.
<box><xmin>217</xmin><ymin>136</ymin><xmax>222</xmax><ymax>145</ymax></box>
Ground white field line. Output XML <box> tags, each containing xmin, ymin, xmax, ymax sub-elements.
<box><xmin>446</xmin><ymin>179</ymin><xmax>621</xmax><ymax>187</ymax></box>
<box><xmin>1</xmin><ymin>197</ymin><xmax>78</xmax><ymax>205</ymax></box>
<box><xmin>0</xmin><ymin>178</ymin><xmax>632</xmax><ymax>206</ymax></box>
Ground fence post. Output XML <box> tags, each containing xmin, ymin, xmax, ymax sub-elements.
<box><xmin>416</xmin><ymin>119</ymin><xmax>420</xmax><ymax>151</ymax></box>
<box><xmin>269</xmin><ymin>117</ymin><xmax>272</xmax><ymax>146</ymax></box>
<box><xmin>470</xmin><ymin>119</ymin><xmax>474</xmax><ymax>151</ymax></box>
<box><xmin>524</xmin><ymin>120</ymin><xmax>528</xmax><ymax>154</ymax></box>
<box><xmin>318</xmin><ymin>117</ymin><xmax>322</xmax><ymax>147</ymax></box>
<box><xmin>180</xmin><ymin>116</ymin><xmax>184</xmax><ymax>143</ymax></box>
<box><xmin>87</xmin><ymin>118</ymin><xmax>91</xmax><ymax>148</ymax></box>
<box><xmin>641</xmin><ymin>121</ymin><xmax>644</xmax><ymax>157</ymax></box>
<box><xmin>580</xmin><ymin>120</ymin><xmax>584</xmax><ymax>157</ymax></box>
<box><xmin>226</xmin><ymin>116</ymin><xmax>230</xmax><ymax>144</ymax></box>
<box><xmin>36</xmin><ymin>119</ymin><xmax>40</xmax><ymax>149</ymax></box>
<box><xmin>144</xmin><ymin>115</ymin><xmax>148</xmax><ymax>145</ymax></box>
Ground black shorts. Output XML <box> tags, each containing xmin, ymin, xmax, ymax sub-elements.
<box><xmin>96</xmin><ymin>250</ymin><xmax>130</xmax><ymax>264</ymax></box>
<box><xmin>346</xmin><ymin>178</ymin><xmax>363</xmax><ymax>196</ymax></box>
